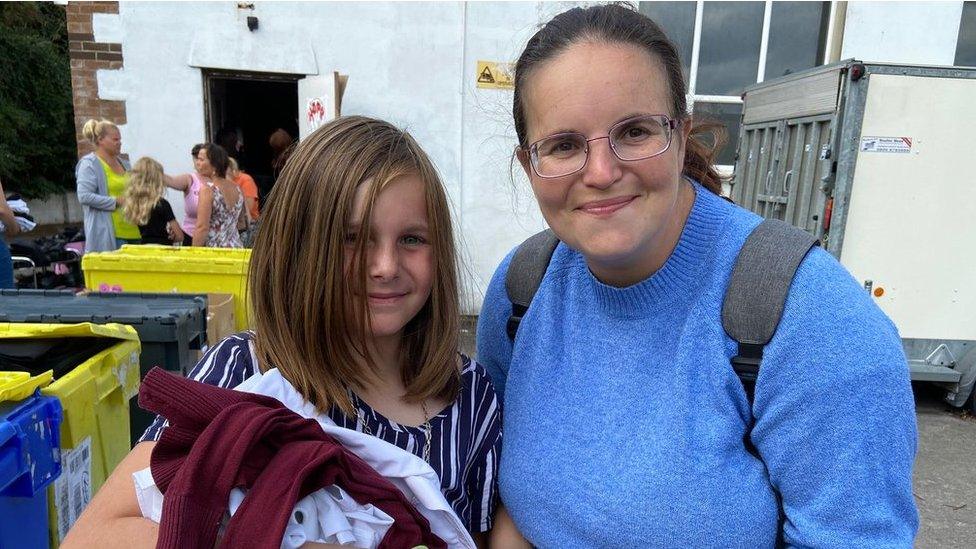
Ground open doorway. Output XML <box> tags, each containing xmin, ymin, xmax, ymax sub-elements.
<box><xmin>203</xmin><ymin>69</ymin><xmax>300</xmax><ymax>201</ymax></box>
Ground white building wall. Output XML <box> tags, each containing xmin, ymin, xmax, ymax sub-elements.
<box><xmin>458</xmin><ymin>2</ymin><xmax>582</xmax><ymax>309</ymax></box>
<box><xmin>105</xmin><ymin>1</ymin><xmax>593</xmax><ymax>313</ymax></box>
<box><xmin>101</xmin><ymin>1</ymin><xmax>967</xmax><ymax>313</ymax></box>
<box><xmin>841</xmin><ymin>1</ymin><xmax>964</xmax><ymax>65</ymax></box>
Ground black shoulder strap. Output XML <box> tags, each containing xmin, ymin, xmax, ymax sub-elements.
<box><xmin>503</xmin><ymin>220</ymin><xmax>818</xmax><ymax>409</ymax></box>
<box><xmin>722</xmin><ymin>219</ymin><xmax>819</xmax><ymax>404</ymax></box>
<box><xmin>505</xmin><ymin>229</ymin><xmax>560</xmax><ymax>341</ymax></box>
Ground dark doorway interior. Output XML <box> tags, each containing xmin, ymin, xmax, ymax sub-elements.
<box><xmin>205</xmin><ymin>72</ymin><xmax>299</xmax><ymax>201</ymax></box>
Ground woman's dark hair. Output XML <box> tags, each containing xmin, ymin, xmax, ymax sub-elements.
<box><xmin>512</xmin><ymin>3</ymin><xmax>725</xmax><ymax>194</ymax></box>
<box><xmin>191</xmin><ymin>143</ymin><xmax>205</xmax><ymax>157</ymax></box>
<box><xmin>201</xmin><ymin>143</ymin><xmax>229</xmax><ymax>178</ymax></box>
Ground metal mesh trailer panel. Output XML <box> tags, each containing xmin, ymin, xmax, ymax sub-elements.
<box><xmin>730</xmin><ymin>60</ymin><xmax>976</xmax><ymax>410</ymax></box>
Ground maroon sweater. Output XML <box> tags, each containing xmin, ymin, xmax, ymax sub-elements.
<box><xmin>138</xmin><ymin>367</ymin><xmax>445</xmax><ymax>549</ymax></box>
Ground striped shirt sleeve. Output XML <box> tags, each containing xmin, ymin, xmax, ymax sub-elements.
<box><xmin>465</xmin><ymin>363</ymin><xmax>503</xmax><ymax>532</ymax></box>
<box><xmin>138</xmin><ymin>332</ymin><xmax>258</xmax><ymax>442</ymax></box>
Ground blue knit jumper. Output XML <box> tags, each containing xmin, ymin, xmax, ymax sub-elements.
<box><xmin>477</xmin><ymin>183</ymin><xmax>918</xmax><ymax>548</ymax></box>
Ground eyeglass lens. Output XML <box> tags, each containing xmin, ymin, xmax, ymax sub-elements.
<box><xmin>531</xmin><ymin>116</ymin><xmax>673</xmax><ymax>177</ymax></box>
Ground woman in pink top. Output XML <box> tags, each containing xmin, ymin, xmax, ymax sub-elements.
<box><xmin>163</xmin><ymin>143</ymin><xmax>209</xmax><ymax>238</ymax></box>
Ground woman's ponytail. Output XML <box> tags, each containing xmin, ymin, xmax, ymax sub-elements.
<box><xmin>82</xmin><ymin>118</ymin><xmax>117</xmax><ymax>145</ymax></box>
<box><xmin>682</xmin><ymin>120</ymin><xmax>728</xmax><ymax>195</ymax></box>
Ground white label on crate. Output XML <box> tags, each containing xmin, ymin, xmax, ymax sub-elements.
<box><xmin>860</xmin><ymin>136</ymin><xmax>912</xmax><ymax>153</ymax></box>
<box><xmin>54</xmin><ymin>437</ymin><xmax>93</xmax><ymax>541</ymax></box>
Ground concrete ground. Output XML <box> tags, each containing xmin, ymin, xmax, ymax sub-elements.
<box><xmin>459</xmin><ymin>318</ymin><xmax>976</xmax><ymax>546</ymax></box>
<box><xmin>913</xmin><ymin>384</ymin><xmax>975</xmax><ymax>548</ymax></box>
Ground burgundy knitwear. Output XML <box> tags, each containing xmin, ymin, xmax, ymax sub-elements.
<box><xmin>138</xmin><ymin>367</ymin><xmax>445</xmax><ymax>549</ymax></box>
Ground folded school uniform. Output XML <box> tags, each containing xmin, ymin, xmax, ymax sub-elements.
<box><xmin>135</xmin><ymin>472</ymin><xmax>398</xmax><ymax>548</ymax></box>
<box><xmin>136</xmin><ymin>367</ymin><xmax>445</xmax><ymax>549</ymax></box>
<box><xmin>236</xmin><ymin>368</ymin><xmax>477</xmax><ymax>548</ymax></box>
<box><xmin>135</xmin><ymin>368</ymin><xmax>477</xmax><ymax>548</ymax></box>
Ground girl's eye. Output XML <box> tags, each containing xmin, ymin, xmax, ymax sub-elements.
<box><xmin>402</xmin><ymin>235</ymin><xmax>426</xmax><ymax>246</ymax></box>
<box><xmin>344</xmin><ymin>232</ymin><xmax>358</xmax><ymax>244</ymax></box>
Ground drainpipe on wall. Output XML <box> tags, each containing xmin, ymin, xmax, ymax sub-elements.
<box><xmin>825</xmin><ymin>1</ymin><xmax>848</xmax><ymax>64</ymax></box>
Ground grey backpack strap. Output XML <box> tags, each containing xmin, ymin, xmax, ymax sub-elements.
<box><xmin>722</xmin><ymin>219</ymin><xmax>819</xmax><ymax>404</ymax></box>
<box><xmin>505</xmin><ymin>229</ymin><xmax>560</xmax><ymax>341</ymax></box>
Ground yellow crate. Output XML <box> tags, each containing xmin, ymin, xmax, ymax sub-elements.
<box><xmin>118</xmin><ymin>244</ymin><xmax>251</xmax><ymax>259</ymax></box>
<box><xmin>0</xmin><ymin>322</ymin><xmax>140</xmax><ymax>547</ymax></box>
<box><xmin>0</xmin><ymin>371</ymin><xmax>54</xmax><ymax>402</ymax></box>
<box><xmin>82</xmin><ymin>250</ymin><xmax>251</xmax><ymax>330</ymax></box>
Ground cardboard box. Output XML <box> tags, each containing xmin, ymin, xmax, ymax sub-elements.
<box><xmin>206</xmin><ymin>293</ymin><xmax>236</xmax><ymax>347</ymax></box>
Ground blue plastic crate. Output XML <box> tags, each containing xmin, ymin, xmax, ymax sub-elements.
<box><xmin>0</xmin><ymin>391</ymin><xmax>63</xmax><ymax>549</ymax></box>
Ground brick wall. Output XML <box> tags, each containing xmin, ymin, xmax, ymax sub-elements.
<box><xmin>66</xmin><ymin>1</ymin><xmax>125</xmax><ymax>158</ymax></box>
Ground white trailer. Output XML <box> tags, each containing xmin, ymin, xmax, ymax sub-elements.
<box><xmin>731</xmin><ymin>59</ymin><xmax>976</xmax><ymax>411</ymax></box>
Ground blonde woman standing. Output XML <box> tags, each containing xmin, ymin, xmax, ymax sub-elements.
<box><xmin>75</xmin><ymin>119</ymin><xmax>139</xmax><ymax>252</ymax></box>
<box><xmin>122</xmin><ymin>157</ymin><xmax>189</xmax><ymax>246</ymax></box>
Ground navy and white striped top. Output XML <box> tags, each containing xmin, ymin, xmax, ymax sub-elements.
<box><xmin>140</xmin><ymin>332</ymin><xmax>502</xmax><ymax>532</ymax></box>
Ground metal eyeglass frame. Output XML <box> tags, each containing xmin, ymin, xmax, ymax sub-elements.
<box><xmin>524</xmin><ymin>114</ymin><xmax>682</xmax><ymax>179</ymax></box>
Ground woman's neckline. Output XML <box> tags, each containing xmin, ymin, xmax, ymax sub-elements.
<box><xmin>209</xmin><ymin>178</ymin><xmax>242</xmax><ymax>210</ymax></box>
<box><xmin>96</xmin><ymin>152</ymin><xmax>125</xmax><ymax>175</ymax></box>
<box><xmin>582</xmin><ymin>180</ymin><xmax>731</xmax><ymax>317</ymax></box>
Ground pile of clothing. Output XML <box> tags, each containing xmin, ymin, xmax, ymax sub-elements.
<box><xmin>0</xmin><ymin>193</ymin><xmax>36</xmax><ymax>233</ymax></box>
<box><xmin>7</xmin><ymin>227</ymin><xmax>85</xmax><ymax>289</ymax></box>
<box><xmin>135</xmin><ymin>367</ymin><xmax>476</xmax><ymax>549</ymax></box>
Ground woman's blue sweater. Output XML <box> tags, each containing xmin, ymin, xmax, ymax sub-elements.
<box><xmin>477</xmin><ymin>184</ymin><xmax>918</xmax><ymax>548</ymax></box>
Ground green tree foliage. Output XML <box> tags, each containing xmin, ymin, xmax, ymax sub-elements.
<box><xmin>0</xmin><ymin>2</ymin><xmax>76</xmax><ymax>199</ymax></box>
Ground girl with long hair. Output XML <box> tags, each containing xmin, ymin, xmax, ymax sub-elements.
<box><xmin>122</xmin><ymin>157</ymin><xmax>189</xmax><ymax>246</ymax></box>
<box><xmin>65</xmin><ymin>116</ymin><xmax>501</xmax><ymax>548</ymax></box>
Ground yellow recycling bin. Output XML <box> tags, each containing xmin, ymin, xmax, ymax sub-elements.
<box><xmin>118</xmin><ymin>244</ymin><xmax>250</xmax><ymax>259</ymax></box>
<box><xmin>0</xmin><ymin>323</ymin><xmax>141</xmax><ymax>547</ymax></box>
<box><xmin>82</xmin><ymin>247</ymin><xmax>251</xmax><ymax>331</ymax></box>
<box><xmin>0</xmin><ymin>370</ymin><xmax>54</xmax><ymax>401</ymax></box>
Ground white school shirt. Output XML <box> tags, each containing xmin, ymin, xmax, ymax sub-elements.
<box><xmin>133</xmin><ymin>368</ymin><xmax>476</xmax><ymax>549</ymax></box>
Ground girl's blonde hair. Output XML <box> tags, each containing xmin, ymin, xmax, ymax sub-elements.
<box><xmin>248</xmin><ymin>116</ymin><xmax>461</xmax><ymax>414</ymax></box>
<box><xmin>82</xmin><ymin>118</ymin><xmax>118</xmax><ymax>145</ymax></box>
<box><xmin>122</xmin><ymin>157</ymin><xmax>165</xmax><ymax>226</ymax></box>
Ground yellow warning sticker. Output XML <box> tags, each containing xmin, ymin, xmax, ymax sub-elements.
<box><xmin>477</xmin><ymin>60</ymin><xmax>514</xmax><ymax>90</ymax></box>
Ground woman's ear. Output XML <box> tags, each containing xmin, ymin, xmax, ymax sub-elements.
<box><xmin>675</xmin><ymin>116</ymin><xmax>693</xmax><ymax>162</ymax></box>
<box><xmin>515</xmin><ymin>147</ymin><xmax>532</xmax><ymax>178</ymax></box>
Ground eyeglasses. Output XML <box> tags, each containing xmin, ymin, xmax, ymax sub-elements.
<box><xmin>524</xmin><ymin>114</ymin><xmax>681</xmax><ymax>178</ymax></box>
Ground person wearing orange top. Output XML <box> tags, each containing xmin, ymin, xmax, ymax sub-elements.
<box><xmin>228</xmin><ymin>157</ymin><xmax>259</xmax><ymax>221</ymax></box>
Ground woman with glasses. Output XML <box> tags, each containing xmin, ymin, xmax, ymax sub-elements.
<box><xmin>477</xmin><ymin>4</ymin><xmax>917</xmax><ymax>547</ymax></box>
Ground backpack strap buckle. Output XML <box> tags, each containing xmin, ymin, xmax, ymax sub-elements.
<box><xmin>507</xmin><ymin>304</ymin><xmax>528</xmax><ymax>341</ymax></box>
<box><xmin>731</xmin><ymin>342</ymin><xmax>763</xmax><ymax>383</ymax></box>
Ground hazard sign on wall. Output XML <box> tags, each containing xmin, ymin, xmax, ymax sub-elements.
<box><xmin>477</xmin><ymin>60</ymin><xmax>514</xmax><ymax>90</ymax></box>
